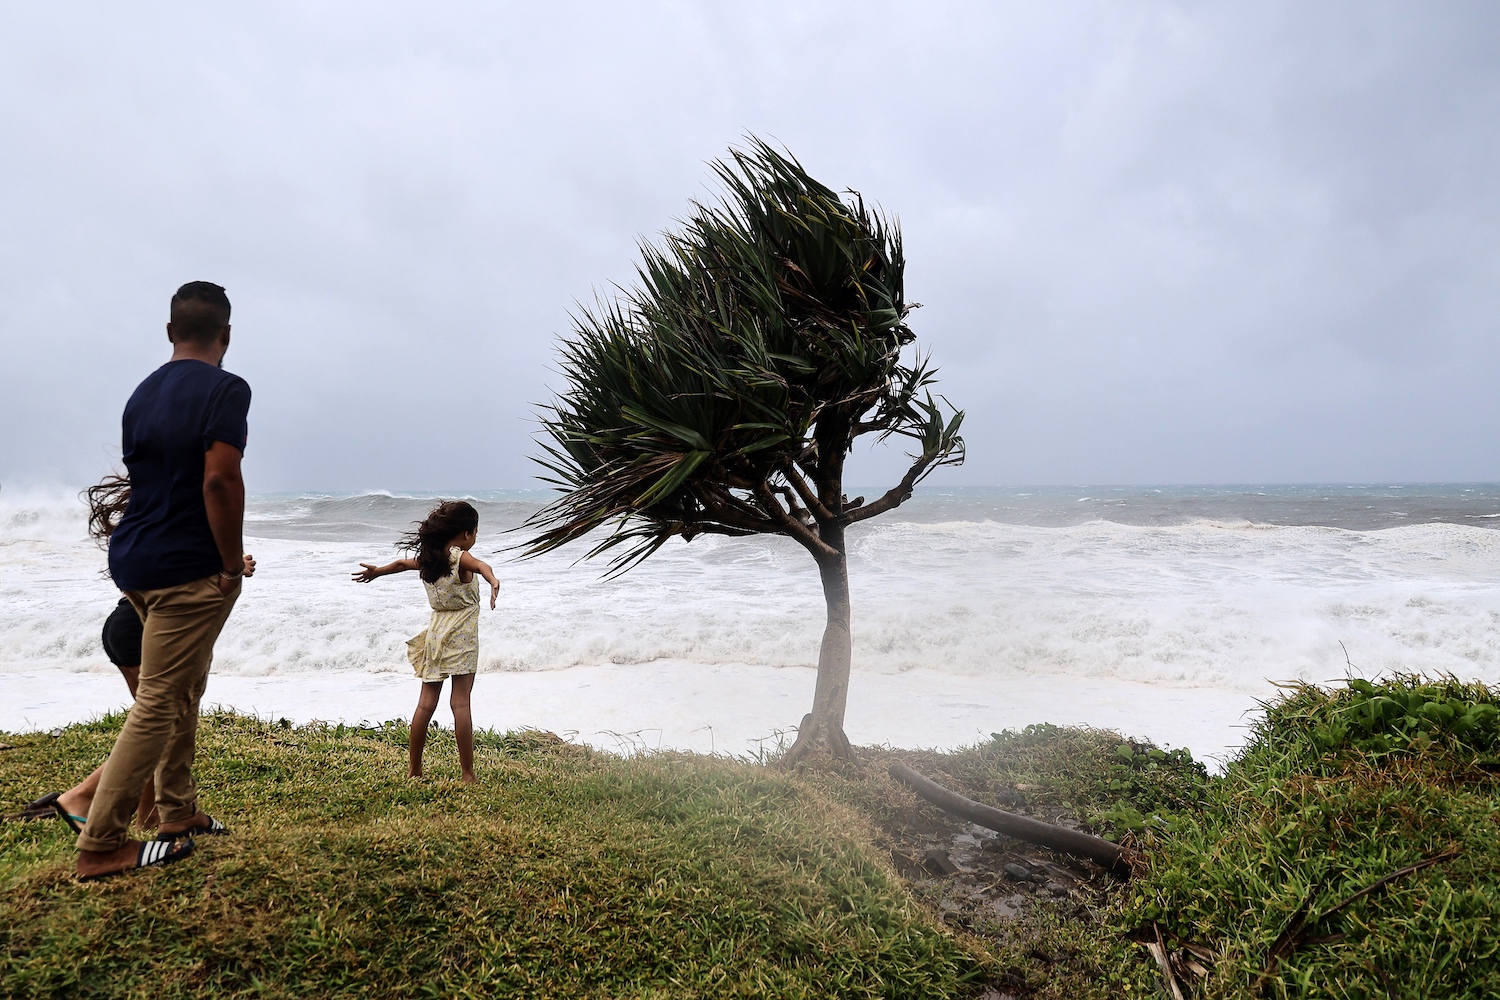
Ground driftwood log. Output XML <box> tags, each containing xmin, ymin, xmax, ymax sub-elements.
<box><xmin>888</xmin><ymin>763</ymin><xmax>1132</xmax><ymax>876</ymax></box>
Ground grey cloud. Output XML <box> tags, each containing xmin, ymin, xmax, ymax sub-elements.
<box><xmin>2</xmin><ymin>1</ymin><xmax>1497</xmax><ymax>491</ymax></box>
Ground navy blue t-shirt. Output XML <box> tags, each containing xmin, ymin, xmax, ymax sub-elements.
<box><xmin>108</xmin><ymin>360</ymin><xmax>252</xmax><ymax>591</ymax></box>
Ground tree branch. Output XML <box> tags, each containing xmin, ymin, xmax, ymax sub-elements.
<box><xmin>845</xmin><ymin>449</ymin><xmax>935</xmax><ymax>523</ymax></box>
<box><xmin>682</xmin><ymin>522</ymin><xmax>759</xmax><ymax>538</ymax></box>
<box><xmin>773</xmin><ymin>485</ymin><xmax>810</xmax><ymax>526</ymax></box>
<box><xmin>754</xmin><ymin>483</ymin><xmax>839</xmax><ymax>558</ymax></box>
<box><xmin>694</xmin><ymin>487</ymin><xmax>777</xmax><ymax>535</ymax></box>
<box><xmin>780</xmin><ymin>463</ymin><xmax>837</xmax><ymax>523</ymax></box>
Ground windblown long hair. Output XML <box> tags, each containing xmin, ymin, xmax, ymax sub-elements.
<box><xmin>84</xmin><ymin>474</ymin><xmax>132</xmax><ymax>546</ymax></box>
<box><xmin>399</xmin><ymin>500</ymin><xmax>479</xmax><ymax>583</ymax></box>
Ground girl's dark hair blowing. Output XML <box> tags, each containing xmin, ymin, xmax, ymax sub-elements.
<box><xmin>400</xmin><ymin>500</ymin><xmax>479</xmax><ymax>583</ymax></box>
<box><xmin>84</xmin><ymin>474</ymin><xmax>132</xmax><ymax>545</ymax></box>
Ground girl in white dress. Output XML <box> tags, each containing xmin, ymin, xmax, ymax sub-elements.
<box><xmin>353</xmin><ymin>500</ymin><xmax>499</xmax><ymax>781</ymax></box>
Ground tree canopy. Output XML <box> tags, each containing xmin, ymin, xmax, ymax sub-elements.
<box><xmin>523</xmin><ymin>138</ymin><xmax>964</xmax><ymax>572</ymax></box>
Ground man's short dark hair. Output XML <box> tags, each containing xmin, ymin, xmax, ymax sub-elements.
<box><xmin>169</xmin><ymin>281</ymin><xmax>232</xmax><ymax>342</ymax></box>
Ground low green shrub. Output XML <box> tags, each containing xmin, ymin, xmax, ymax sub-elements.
<box><xmin>939</xmin><ymin>723</ymin><xmax>1211</xmax><ymax>836</ymax></box>
<box><xmin>1271</xmin><ymin>674</ymin><xmax>1500</xmax><ymax>765</ymax></box>
<box><xmin>1123</xmin><ymin>676</ymin><xmax>1500</xmax><ymax>999</ymax></box>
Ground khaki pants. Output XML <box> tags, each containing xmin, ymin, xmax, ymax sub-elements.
<box><xmin>77</xmin><ymin>575</ymin><xmax>239</xmax><ymax>853</ymax></box>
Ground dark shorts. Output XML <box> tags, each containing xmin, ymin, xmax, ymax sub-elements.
<box><xmin>101</xmin><ymin>597</ymin><xmax>144</xmax><ymax>668</ymax></box>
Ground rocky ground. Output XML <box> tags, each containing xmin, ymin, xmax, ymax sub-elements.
<box><xmin>872</xmin><ymin>779</ymin><xmax>1132</xmax><ymax>999</ymax></box>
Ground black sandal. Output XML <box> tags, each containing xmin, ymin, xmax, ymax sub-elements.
<box><xmin>78</xmin><ymin>838</ymin><xmax>195</xmax><ymax>882</ymax></box>
<box><xmin>2</xmin><ymin>791</ymin><xmax>61</xmax><ymax>823</ymax></box>
<box><xmin>51</xmin><ymin>799</ymin><xmax>89</xmax><ymax>834</ymax></box>
<box><xmin>156</xmin><ymin>814</ymin><xmax>228</xmax><ymax>841</ymax></box>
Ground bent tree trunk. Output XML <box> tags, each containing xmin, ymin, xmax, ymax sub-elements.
<box><xmin>782</xmin><ymin>530</ymin><xmax>854</xmax><ymax>765</ymax></box>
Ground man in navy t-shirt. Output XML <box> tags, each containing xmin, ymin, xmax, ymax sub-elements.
<box><xmin>74</xmin><ymin>281</ymin><xmax>257</xmax><ymax>880</ymax></box>
<box><xmin>108</xmin><ymin>353</ymin><xmax>251</xmax><ymax>590</ymax></box>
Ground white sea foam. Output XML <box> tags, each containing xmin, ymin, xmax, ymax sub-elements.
<box><xmin>3</xmin><ymin>488</ymin><xmax>1499</xmax><ymax>757</ymax></box>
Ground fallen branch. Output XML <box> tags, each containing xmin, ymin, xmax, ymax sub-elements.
<box><xmin>1321</xmin><ymin>850</ymin><xmax>1460</xmax><ymax>920</ymax></box>
<box><xmin>1256</xmin><ymin>849</ymin><xmax>1460</xmax><ymax>991</ymax></box>
<box><xmin>888</xmin><ymin>763</ymin><xmax>1133</xmax><ymax>876</ymax></box>
<box><xmin>1125</xmin><ymin>923</ymin><xmax>1219</xmax><ymax>994</ymax></box>
<box><xmin>1145</xmin><ymin>921</ymin><xmax>1187</xmax><ymax>1000</ymax></box>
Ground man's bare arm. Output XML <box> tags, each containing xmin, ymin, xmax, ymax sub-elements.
<box><xmin>203</xmin><ymin>440</ymin><xmax>246</xmax><ymax>594</ymax></box>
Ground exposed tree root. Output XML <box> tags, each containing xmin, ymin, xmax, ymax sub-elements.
<box><xmin>889</xmin><ymin>763</ymin><xmax>1133</xmax><ymax>876</ymax></box>
<box><xmin>780</xmin><ymin>713</ymin><xmax>855</xmax><ymax>766</ymax></box>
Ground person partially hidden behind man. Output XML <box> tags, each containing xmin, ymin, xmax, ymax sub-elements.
<box><xmin>73</xmin><ymin>281</ymin><xmax>256</xmax><ymax>880</ymax></box>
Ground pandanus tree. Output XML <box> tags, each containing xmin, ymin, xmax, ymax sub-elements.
<box><xmin>522</xmin><ymin>139</ymin><xmax>964</xmax><ymax>763</ymax></box>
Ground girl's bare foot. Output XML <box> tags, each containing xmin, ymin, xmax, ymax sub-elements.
<box><xmin>460</xmin><ymin>772</ymin><xmax>477</xmax><ymax>783</ymax></box>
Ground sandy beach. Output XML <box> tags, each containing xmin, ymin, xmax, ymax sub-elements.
<box><xmin>5</xmin><ymin>659</ymin><xmax>1262</xmax><ymax>765</ymax></box>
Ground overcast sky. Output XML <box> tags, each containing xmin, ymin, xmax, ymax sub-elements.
<box><xmin>2</xmin><ymin>1</ymin><xmax>1497</xmax><ymax>492</ymax></box>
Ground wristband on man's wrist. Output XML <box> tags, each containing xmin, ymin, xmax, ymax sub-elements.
<box><xmin>220</xmin><ymin>567</ymin><xmax>244</xmax><ymax>580</ymax></box>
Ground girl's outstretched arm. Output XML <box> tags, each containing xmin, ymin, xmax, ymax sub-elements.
<box><xmin>458</xmin><ymin>551</ymin><xmax>501</xmax><ymax>609</ymax></box>
<box><xmin>352</xmin><ymin>558</ymin><xmax>418</xmax><ymax>583</ymax></box>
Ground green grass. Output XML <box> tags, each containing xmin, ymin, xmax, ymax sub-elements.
<box><xmin>1123</xmin><ymin>675</ymin><xmax>1500</xmax><ymax>998</ymax></box>
<box><xmin>0</xmin><ymin>714</ymin><xmax>991</xmax><ymax>999</ymax></box>
<box><xmin>857</xmin><ymin>724</ymin><xmax>1209</xmax><ymax>836</ymax></box>
<box><xmin>7</xmin><ymin>676</ymin><xmax>1494</xmax><ymax>999</ymax></box>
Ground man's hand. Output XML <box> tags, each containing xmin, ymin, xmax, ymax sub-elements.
<box><xmin>218</xmin><ymin>554</ymin><xmax>254</xmax><ymax>596</ymax></box>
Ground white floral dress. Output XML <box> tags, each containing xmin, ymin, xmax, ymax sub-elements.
<box><xmin>406</xmin><ymin>547</ymin><xmax>480</xmax><ymax>681</ymax></box>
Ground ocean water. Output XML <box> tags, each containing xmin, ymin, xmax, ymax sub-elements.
<box><xmin>3</xmin><ymin>484</ymin><xmax>1499</xmax><ymax>758</ymax></box>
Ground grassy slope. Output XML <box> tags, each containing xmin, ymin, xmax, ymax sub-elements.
<box><xmin>0</xmin><ymin>717</ymin><xmax>989</xmax><ymax>1000</ymax></box>
<box><xmin>5</xmin><ymin>676</ymin><xmax>1496</xmax><ymax>999</ymax></box>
